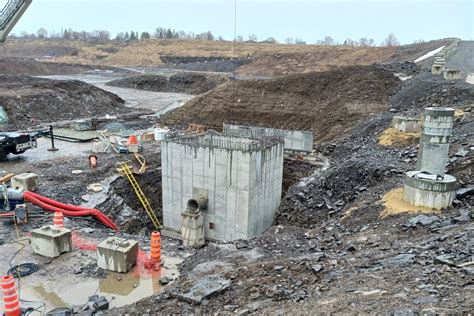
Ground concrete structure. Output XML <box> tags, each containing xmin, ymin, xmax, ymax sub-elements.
<box><xmin>431</xmin><ymin>64</ymin><xmax>444</xmax><ymax>75</ymax></box>
<box><xmin>31</xmin><ymin>225</ymin><xmax>72</xmax><ymax>258</ymax></box>
<box><xmin>444</xmin><ymin>69</ymin><xmax>462</xmax><ymax>80</ymax></box>
<box><xmin>11</xmin><ymin>172</ymin><xmax>38</xmax><ymax>191</ymax></box>
<box><xmin>97</xmin><ymin>237</ymin><xmax>138</xmax><ymax>273</ymax></box>
<box><xmin>223</xmin><ymin>123</ymin><xmax>313</xmax><ymax>153</ymax></box>
<box><xmin>403</xmin><ymin>171</ymin><xmax>456</xmax><ymax>210</ymax></box>
<box><xmin>403</xmin><ymin>107</ymin><xmax>456</xmax><ymax>210</ymax></box>
<box><xmin>391</xmin><ymin>116</ymin><xmax>422</xmax><ymax>133</ymax></box>
<box><xmin>162</xmin><ymin>131</ymin><xmax>284</xmax><ymax>242</ymax></box>
<box><xmin>416</xmin><ymin>107</ymin><xmax>454</xmax><ymax>176</ymax></box>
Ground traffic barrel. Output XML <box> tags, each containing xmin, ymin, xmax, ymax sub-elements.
<box><xmin>53</xmin><ymin>211</ymin><xmax>64</xmax><ymax>228</ymax></box>
<box><xmin>150</xmin><ymin>231</ymin><xmax>161</xmax><ymax>270</ymax></box>
<box><xmin>128</xmin><ymin>135</ymin><xmax>138</xmax><ymax>145</ymax></box>
<box><xmin>88</xmin><ymin>154</ymin><xmax>97</xmax><ymax>168</ymax></box>
<box><xmin>2</xmin><ymin>275</ymin><xmax>21</xmax><ymax>316</ymax></box>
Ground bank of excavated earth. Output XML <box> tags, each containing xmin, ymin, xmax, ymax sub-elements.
<box><xmin>160</xmin><ymin>65</ymin><xmax>401</xmax><ymax>141</ymax></box>
<box><xmin>0</xmin><ymin>75</ymin><xmax>129</xmax><ymax>130</ymax></box>
<box><xmin>106</xmin><ymin>72</ymin><xmax>229</xmax><ymax>95</ymax></box>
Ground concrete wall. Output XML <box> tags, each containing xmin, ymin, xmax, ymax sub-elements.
<box><xmin>391</xmin><ymin>116</ymin><xmax>421</xmax><ymax>133</ymax></box>
<box><xmin>443</xmin><ymin>69</ymin><xmax>461</xmax><ymax>80</ymax></box>
<box><xmin>162</xmin><ymin>133</ymin><xmax>284</xmax><ymax>241</ymax></box>
<box><xmin>223</xmin><ymin>124</ymin><xmax>313</xmax><ymax>153</ymax></box>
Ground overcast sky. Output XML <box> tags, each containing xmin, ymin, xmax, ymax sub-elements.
<box><xmin>6</xmin><ymin>0</ymin><xmax>474</xmax><ymax>44</ymax></box>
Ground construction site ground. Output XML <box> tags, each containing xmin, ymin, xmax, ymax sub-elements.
<box><xmin>0</xmin><ymin>39</ymin><xmax>472</xmax><ymax>314</ymax></box>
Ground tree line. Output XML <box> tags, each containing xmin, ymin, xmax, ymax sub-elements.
<box><xmin>11</xmin><ymin>27</ymin><xmax>423</xmax><ymax>47</ymax></box>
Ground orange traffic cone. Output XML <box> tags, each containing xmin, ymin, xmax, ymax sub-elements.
<box><xmin>2</xmin><ymin>275</ymin><xmax>21</xmax><ymax>316</ymax></box>
<box><xmin>150</xmin><ymin>231</ymin><xmax>161</xmax><ymax>271</ymax></box>
<box><xmin>128</xmin><ymin>135</ymin><xmax>138</xmax><ymax>145</ymax></box>
<box><xmin>89</xmin><ymin>154</ymin><xmax>97</xmax><ymax>168</ymax></box>
<box><xmin>53</xmin><ymin>211</ymin><xmax>64</xmax><ymax>228</ymax></box>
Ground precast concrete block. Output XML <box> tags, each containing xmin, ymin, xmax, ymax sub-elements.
<box><xmin>11</xmin><ymin>173</ymin><xmax>38</xmax><ymax>191</ymax></box>
<box><xmin>391</xmin><ymin>116</ymin><xmax>422</xmax><ymax>133</ymax></box>
<box><xmin>31</xmin><ymin>225</ymin><xmax>72</xmax><ymax>258</ymax></box>
<box><xmin>444</xmin><ymin>69</ymin><xmax>461</xmax><ymax>80</ymax></box>
<box><xmin>97</xmin><ymin>237</ymin><xmax>138</xmax><ymax>273</ymax></box>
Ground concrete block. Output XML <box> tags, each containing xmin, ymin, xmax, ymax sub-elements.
<box><xmin>91</xmin><ymin>141</ymin><xmax>110</xmax><ymax>153</ymax></box>
<box><xmin>391</xmin><ymin>116</ymin><xmax>421</xmax><ymax>133</ymax></box>
<box><xmin>97</xmin><ymin>237</ymin><xmax>138</xmax><ymax>273</ymax></box>
<box><xmin>31</xmin><ymin>225</ymin><xmax>72</xmax><ymax>258</ymax></box>
<box><xmin>11</xmin><ymin>173</ymin><xmax>38</xmax><ymax>191</ymax></box>
<box><xmin>444</xmin><ymin>69</ymin><xmax>461</xmax><ymax>80</ymax></box>
<box><xmin>127</xmin><ymin>144</ymin><xmax>140</xmax><ymax>153</ymax></box>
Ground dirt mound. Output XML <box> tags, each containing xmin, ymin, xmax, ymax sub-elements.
<box><xmin>237</xmin><ymin>47</ymin><xmax>396</xmax><ymax>77</ymax></box>
<box><xmin>107</xmin><ymin>72</ymin><xmax>229</xmax><ymax>95</ymax></box>
<box><xmin>390</xmin><ymin>71</ymin><xmax>474</xmax><ymax>113</ymax></box>
<box><xmin>160</xmin><ymin>65</ymin><xmax>401</xmax><ymax>141</ymax></box>
<box><xmin>0</xmin><ymin>75</ymin><xmax>127</xmax><ymax>129</ymax></box>
<box><xmin>0</xmin><ymin>57</ymin><xmax>118</xmax><ymax>76</ymax></box>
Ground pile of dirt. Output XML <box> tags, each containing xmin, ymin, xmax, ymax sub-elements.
<box><xmin>160</xmin><ymin>65</ymin><xmax>401</xmax><ymax>141</ymax></box>
<box><xmin>0</xmin><ymin>57</ymin><xmax>117</xmax><ymax>76</ymax></box>
<box><xmin>0</xmin><ymin>75</ymin><xmax>128</xmax><ymax>129</ymax></box>
<box><xmin>107</xmin><ymin>72</ymin><xmax>229</xmax><ymax>95</ymax></box>
<box><xmin>389</xmin><ymin>71</ymin><xmax>474</xmax><ymax>112</ymax></box>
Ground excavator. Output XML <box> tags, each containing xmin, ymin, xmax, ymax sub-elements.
<box><xmin>0</xmin><ymin>0</ymin><xmax>32</xmax><ymax>43</ymax></box>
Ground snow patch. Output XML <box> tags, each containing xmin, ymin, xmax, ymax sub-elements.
<box><xmin>414</xmin><ymin>46</ymin><xmax>445</xmax><ymax>63</ymax></box>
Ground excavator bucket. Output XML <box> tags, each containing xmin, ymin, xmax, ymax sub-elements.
<box><xmin>0</xmin><ymin>0</ymin><xmax>32</xmax><ymax>43</ymax></box>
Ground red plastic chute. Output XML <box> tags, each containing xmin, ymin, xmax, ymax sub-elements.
<box><xmin>23</xmin><ymin>191</ymin><xmax>118</xmax><ymax>231</ymax></box>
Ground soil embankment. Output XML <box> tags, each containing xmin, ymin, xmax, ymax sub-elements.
<box><xmin>160</xmin><ymin>65</ymin><xmax>401</xmax><ymax>141</ymax></box>
<box><xmin>107</xmin><ymin>72</ymin><xmax>229</xmax><ymax>95</ymax></box>
<box><xmin>0</xmin><ymin>75</ymin><xmax>128</xmax><ymax>129</ymax></box>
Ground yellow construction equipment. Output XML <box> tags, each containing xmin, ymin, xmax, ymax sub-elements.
<box><xmin>119</xmin><ymin>162</ymin><xmax>160</xmax><ymax>230</ymax></box>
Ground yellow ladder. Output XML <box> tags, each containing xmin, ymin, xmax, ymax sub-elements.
<box><xmin>120</xmin><ymin>163</ymin><xmax>161</xmax><ymax>229</ymax></box>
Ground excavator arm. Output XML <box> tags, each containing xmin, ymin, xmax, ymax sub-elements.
<box><xmin>0</xmin><ymin>0</ymin><xmax>32</xmax><ymax>43</ymax></box>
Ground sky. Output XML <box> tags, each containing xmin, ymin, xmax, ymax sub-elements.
<box><xmin>5</xmin><ymin>0</ymin><xmax>474</xmax><ymax>44</ymax></box>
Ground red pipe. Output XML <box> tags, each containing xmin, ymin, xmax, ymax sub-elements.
<box><xmin>23</xmin><ymin>191</ymin><xmax>118</xmax><ymax>231</ymax></box>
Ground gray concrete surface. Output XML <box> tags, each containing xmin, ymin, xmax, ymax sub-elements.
<box><xmin>445</xmin><ymin>41</ymin><xmax>474</xmax><ymax>80</ymax></box>
<box><xmin>416</xmin><ymin>107</ymin><xmax>454</xmax><ymax>177</ymax></box>
<box><xmin>223</xmin><ymin>124</ymin><xmax>314</xmax><ymax>152</ymax></box>
<box><xmin>31</xmin><ymin>225</ymin><xmax>72</xmax><ymax>258</ymax></box>
<box><xmin>403</xmin><ymin>171</ymin><xmax>456</xmax><ymax>210</ymax></box>
<box><xmin>162</xmin><ymin>132</ymin><xmax>284</xmax><ymax>241</ymax></box>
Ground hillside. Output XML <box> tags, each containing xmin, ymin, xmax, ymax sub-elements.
<box><xmin>0</xmin><ymin>39</ymin><xmax>455</xmax><ymax>74</ymax></box>
<box><xmin>159</xmin><ymin>65</ymin><xmax>401</xmax><ymax>141</ymax></box>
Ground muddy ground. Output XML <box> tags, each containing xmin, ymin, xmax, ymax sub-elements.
<box><xmin>107</xmin><ymin>72</ymin><xmax>229</xmax><ymax>95</ymax></box>
<box><xmin>0</xmin><ymin>46</ymin><xmax>472</xmax><ymax>314</ymax></box>
<box><xmin>110</xmin><ymin>65</ymin><xmax>473</xmax><ymax>314</ymax></box>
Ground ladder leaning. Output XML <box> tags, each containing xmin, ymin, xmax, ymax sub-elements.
<box><xmin>119</xmin><ymin>163</ymin><xmax>161</xmax><ymax>230</ymax></box>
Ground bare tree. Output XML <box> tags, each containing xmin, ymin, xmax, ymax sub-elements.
<box><xmin>383</xmin><ymin>33</ymin><xmax>399</xmax><ymax>47</ymax></box>
<box><xmin>37</xmin><ymin>28</ymin><xmax>48</xmax><ymax>39</ymax></box>
<box><xmin>413</xmin><ymin>39</ymin><xmax>425</xmax><ymax>44</ymax></box>
<box><xmin>285</xmin><ymin>37</ymin><xmax>294</xmax><ymax>44</ymax></box>
<box><xmin>321</xmin><ymin>36</ymin><xmax>335</xmax><ymax>46</ymax></box>
<box><xmin>235</xmin><ymin>35</ymin><xmax>243</xmax><ymax>42</ymax></box>
<box><xmin>248</xmin><ymin>34</ymin><xmax>257</xmax><ymax>42</ymax></box>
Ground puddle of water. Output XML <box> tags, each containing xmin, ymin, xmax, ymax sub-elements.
<box><xmin>0</xmin><ymin>233</ymin><xmax>182</xmax><ymax>315</ymax></box>
<box><xmin>20</xmin><ymin>254</ymin><xmax>181</xmax><ymax>314</ymax></box>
